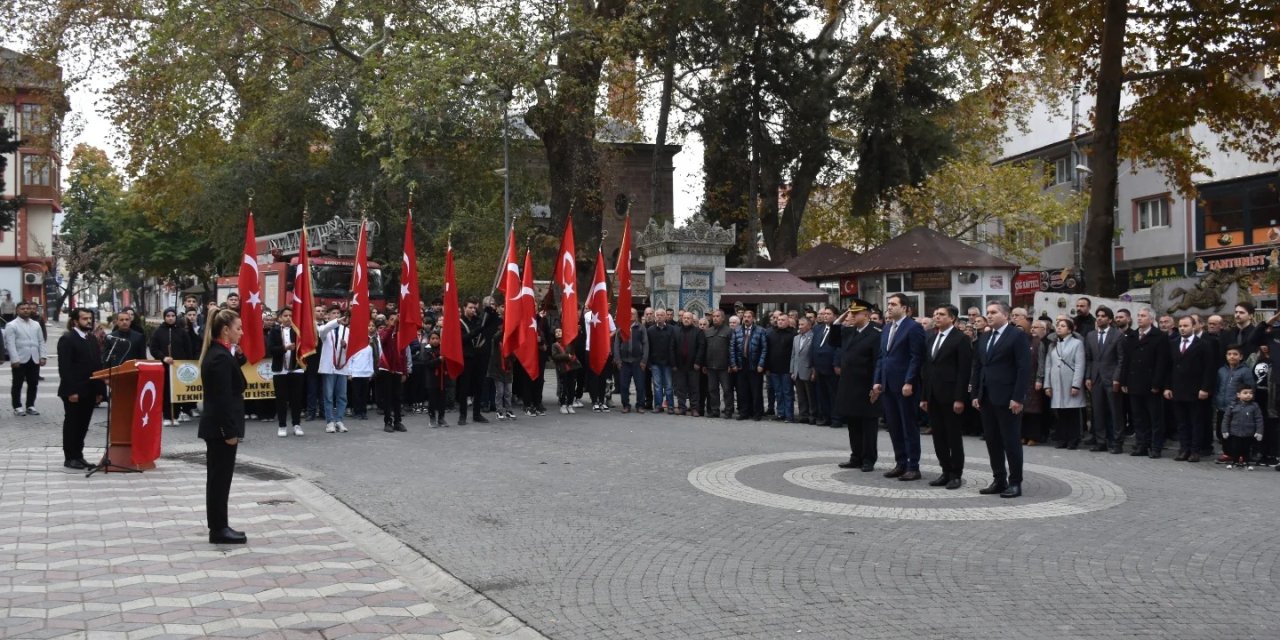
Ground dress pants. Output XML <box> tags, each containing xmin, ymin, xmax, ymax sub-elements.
<box><xmin>882</xmin><ymin>389</ymin><xmax>921</xmax><ymax>471</ymax></box>
<box><xmin>706</xmin><ymin>369</ymin><xmax>732</xmax><ymax>417</ymax></box>
<box><xmin>204</xmin><ymin>437</ymin><xmax>238</xmax><ymax>531</ymax></box>
<box><xmin>736</xmin><ymin>369</ymin><xmax>764</xmax><ymax>418</ymax></box>
<box><xmin>1173</xmin><ymin>399</ymin><xmax>1206</xmax><ymax>454</ymax></box>
<box><xmin>927</xmin><ymin>398</ymin><xmax>965</xmax><ymax>478</ymax></box>
<box><xmin>847</xmin><ymin>415</ymin><xmax>878</xmax><ymax>466</ymax></box>
<box><xmin>1054</xmin><ymin>407</ymin><xmax>1083</xmax><ymax>445</ymax></box>
<box><xmin>618</xmin><ymin>362</ymin><xmax>647</xmax><ymax>409</ymax></box>
<box><xmin>377</xmin><ymin>371</ymin><xmax>403</xmax><ymax>426</ymax></box>
<box><xmin>348</xmin><ymin>376</ymin><xmax>370</xmax><ymax>418</ymax></box>
<box><xmin>61</xmin><ymin>395</ymin><xmax>96</xmax><ymax>463</ymax></box>
<box><xmin>273</xmin><ymin>373</ymin><xmax>304</xmax><ymax>427</ymax></box>
<box><xmin>673</xmin><ymin>367</ymin><xmax>700</xmax><ymax>410</ymax></box>
<box><xmin>11</xmin><ymin>360</ymin><xmax>39</xmax><ymax>409</ymax></box>
<box><xmin>815</xmin><ymin>373</ymin><xmax>838</xmax><ymax>422</ymax></box>
<box><xmin>1089</xmin><ymin>382</ymin><xmax>1120</xmax><ymax>448</ymax></box>
<box><xmin>980</xmin><ymin>390</ymin><xmax>1023</xmax><ymax>484</ymax></box>
<box><xmin>794</xmin><ymin>378</ymin><xmax>814</xmax><ymax>421</ymax></box>
<box><xmin>458</xmin><ymin>359</ymin><xmax>486</xmax><ymax>419</ymax></box>
<box><xmin>1128</xmin><ymin>391</ymin><xmax>1165</xmax><ymax>452</ymax></box>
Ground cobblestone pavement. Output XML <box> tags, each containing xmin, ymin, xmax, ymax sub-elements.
<box><xmin>4</xmin><ymin>360</ymin><xmax>1280</xmax><ymax>639</ymax></box>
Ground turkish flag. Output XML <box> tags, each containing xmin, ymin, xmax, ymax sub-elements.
<box><xmin>500</xmin><ymin>230</ymin><xmax>522</xmax><ymax>358</ymax></box>
<box><xmin>238</xmin><ymin>212</ymin><xmax>265</xmax><ymax>363</ymax></box>
<box><xmin>586</xmin><ymin>250</ymin><xmax>611</xmax><ymax>374</ymax></box>
<box><xmin>292</xmin><ymin>223</ymin><xmax>318</xmax><ymax>366</ymax></box>
<box><xmin>397</xmin><ymin>210</ymin><xmax>422</xmax><ymax>352</ymax></box>
<box><xmin>131</xmin><ymin>361</ymin><xmax>166</xmax><ymax>466</ymax></box>
<box><xmin>347</xmin><ymin>220</ymin><xmax>371</xmax><ymax>356</ymax></box>
<box><xmin>440</xmin><ymin>245</ymin><xmax>465</xmax><ymax>379</ymax></box>
<box><xmin>515</xmin><ymin>250</ymin><xmax>541</xmax><ymax>379</ymax></box>
<box><xmin>615</xmin><ymin>215</ymin><xmax>633</xmax><ymax>341</ymax></box>
<box><xmin>555</xmin><ymin>219</ymin><xmax>579</xmax><ymax>348</ymax></box>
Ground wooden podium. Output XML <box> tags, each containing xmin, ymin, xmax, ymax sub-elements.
<box><xmin>91</xmin><ymin>360</ymin><xmax>156</xmax><ymax>472</ymax></box>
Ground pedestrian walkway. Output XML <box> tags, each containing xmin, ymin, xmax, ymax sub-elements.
<box><xmin>0</xmin><ymin>448</ymin><xmax>546</xmax><ymax>640</ymax></box>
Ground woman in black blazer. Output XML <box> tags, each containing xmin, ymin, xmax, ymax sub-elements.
<box><xmin>199</xmin><ymin>309</ymin><xmax>248</xmax><ymax>544</ymax></box>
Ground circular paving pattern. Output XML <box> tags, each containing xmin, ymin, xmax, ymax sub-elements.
<box><xmin>689</xmin><ymin>450</ymin><xmax>1127</xmax><ymax>521</ymax></box>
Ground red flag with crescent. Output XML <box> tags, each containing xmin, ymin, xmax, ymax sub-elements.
<box><xmin>615</xmin><ymin>215</ymin><xmax>633</xmax><ymax>341</ymax></box>
<box><xmin>292</xmin><ymin>222</ymin><xmax>318</xmax><ymax>366</ymax></box>
<box><xmin>516</xmin><ymin>249</ymin><xmax>541</xmax><ymax>378</ymax></box>
<box><xmin>500</xmin><ymin>230</ymin><xmax>522</xmax><ymax>358</ymax></box>
<box><xmin>131</xmin><ymin>361</ymin><xmax>165</xmax><ymax>466</ymax></box>
<box><xmin>238</xmin><ymin>211</ymin><xmax>265</xmax><ymax>362</ymax></box>
<box><xmin>441</xmin><ymin>245</ymin><xmax>465</xmax><ymax>379</ymax></box>
<box><xmin>586</xmin><ymin>249</ymin><xmax>611</xmax><ymax>374</ymax></box>
<box><xmin>346</xmin><ymin>220</ymin><xmax>371</xmax><ymax>356</ymax></box>
<box><xmin>398</xmin><ymin>210</ymin><xmax>422</xmax><ymax>352</ymax></box>
<box><xmin>555</xmin><ymin>218</ymin><xmax>579</xmax><ymax>347</ymax></box>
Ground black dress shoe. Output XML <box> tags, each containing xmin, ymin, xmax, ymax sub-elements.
<box><xmin>384</xmin><ymin>424</ymin><xmax>395</xmax><ymax>433</ymax></box>
<box><xmin>1066</xmin><ymin>441</ymin><xmax>1079</xmax><ymax>450</ymax></box>
<box><xmin>457</xmin><ymin>416</ymin><xmax>468</xmax><ymax>426</ymax></box>
<box><xmin>999</xmin><ymin>484</ymin><xmax>1022</xmax><ymax>498</ymax></box>
<box><xmin>837</xmin><ymin>459</ymin><xmax>860</xmax><ymax>469</ymax></box>
<box><xmin>945</xmin><ymin>477</ymin><xmax>962</xmax><ymax>490</ymax></box>
<box><xmin>860</xmin><ymin>463</ymin><xmax>876</xmax><ymax>472</ymax></box>
<box><xmin>1110</xmin><ymin>447</ymin><xmax>1124</xmax><ymax>454</ymax></box>
<box><xmin>1130</xmin><ymin>448</ymin><xmax>1148</xmax><ymax>457</ymax></box>
<box><xmin>979</xmin><ymin>481</ymin><xmax>1008</xmax><ymax>495</ymax></box>
<box><xmin>394</xmin><ymin>422</ymin><xmax>407</xmax><ymax>432</ymax></box>
<box><xmin>472</xmin><ymin>414</ymin><xmax>489</xmax><ymax>423</ymax></box>
<box><xmin>1174</xmin><ymin>451</ymin><xmax>1189</xmax><ymax>461</ymax></box>
<box><xmin>209</xmin><ymin>527</ymin><xmax>247</xmax><ymax>544</ymax></box>
<box><xmin>64</xmin><ymin>459</ymin><xmax>87</xmax><ymax>470</ymax></box>
<box><xmin>898</xmin><ymin>470</ymin><xmax>922</xmax><ymax>481</ymax></box>
<box><xmin>1090</xmin><ymin>445</ymin><xmax>1109</xmax><ymax>452</ymax></box>
<box><xmin>1148</xmin><ymin>450</ymin><xmax>1162</xmax><ymax>459</ymax></box>
<box><xmin>928</xmin><ymin>474</ymin><xmax>950</xmax><ymax>487</ymax></box>
<box><xmin>883</xmin><ymin>466</ymin><xmax>906</xmax><ymax>478</ymax></box>
<box><xmin>1055</xmin><ymin>442</ymin><xmax>1068</xmax><ymax>449</ymax></box>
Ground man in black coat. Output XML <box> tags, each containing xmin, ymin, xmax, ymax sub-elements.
<box><xmin>57</xmin><ymin>308</ymin><xmax>106</xmax><ymax>469</ymax></box>
<box><xmin>920</xmin><ymin>304</ymin><xmax>972</xmax><ymax>490</ymax></box>
<box><xmin>1119</xmin><ymin>307</ymin><xmax>1171</xmax><ymax>457</ymax></box>
<box><xmin>763</xmin><ymin>314</ymin><xmax>796</xmax><ymax>422</ymax></box>
<box><xmin>149</xmin><ymin>308</ymin><xmax>191</xmax><ymax>426</ymax></box>
<box><xmin>1165</xmin><ymin>316</ymin><xmax>1216</xmax><ymax>462</ymax></box>
<box><xmin>672</xmin><ymin>311</ymin><xmax>707</xmax><ymax>416</ymax></box>
<box><xmin>970</xmin><ymin>301</ymin><xmax>1031</xmax><ymax>499</ymax></box>
<box><xmin>458</xmin><ymin>297</ymin><xmax>500</xmax><ymax>425</ymax></box>
<box><xmin>106</xmin><ymin>311</ymin><xmax>146</xmax><ymax>366</ymax></box>
<box><xmin>836</xmin><ymin>304</ymin><xmax>881</xmax><ymax>472</ymax></box>
<box><xmin>809</xmin><ymin>305</ymin><xmax>843</xmax><ymax>426</ymax></box>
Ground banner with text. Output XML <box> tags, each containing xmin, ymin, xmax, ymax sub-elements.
<box><xmin>170</xmin><ymin>360</ymin><xmax>277</xmax><ymax>403</ymax></box>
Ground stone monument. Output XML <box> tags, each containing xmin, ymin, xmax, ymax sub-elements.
<box><xmin>636</xmin><ymin>219</ymin><xmax>736</xmax><ymax>316</ymax></box>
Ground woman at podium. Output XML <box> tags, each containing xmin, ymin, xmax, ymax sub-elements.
<box><xmin>198</xmin><ymin>309</ymin><xmax>248</xmax><ymax>544</ymax></box>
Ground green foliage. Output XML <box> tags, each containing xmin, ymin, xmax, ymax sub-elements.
<box><xmin>0</xmin><ymin>126</ymin><xmax>22</xmax><ymax>231</ymax></box>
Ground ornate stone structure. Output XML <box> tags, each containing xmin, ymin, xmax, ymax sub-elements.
<box><xmin>636</xmin><ymin>219</ymin><xmax>735</xmax><ymax>315</ymax></box>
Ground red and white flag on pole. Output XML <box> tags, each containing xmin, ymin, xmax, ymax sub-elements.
<box><xmin>441</xmin><ymin>243</ymin><xmax>465</xmax><ymax>379</ymax></box>
<box><xmin>238</xmin><ymin>211</ymin><xmax>265</xmax><ymax>362</ymax></box>
<box><xmin>131</xmin><ymin>361</ymin><xmax>165</xmax><ymax>466</ymax></box>
<box><xmin>500</xmin><ymin>229</ymin><xmax>522</xmax><ymax>358</ymax></box>
<box><xmin>292</xmin><ymin>221</ymin><xmax>318</xmax><ymax>365</ymax></box>
<box><xmin>516</xmin><ymin>249</ymin><xmax>541</xmax><ymax>379</ymax></box>
<box><xmin>615</xmin><ymin>215</ymin><xmax>633</xmax><ymax>341</ymax></box>
<box><xmin>398</xmin><ymin>210</ymin><xmax>422</xmax><ymax>352</ymax></box>
<box><xmin>346</xmin><ymin>220</ymin><xmax>371</xmax><ymax>356</ymax></box>
<box><xmin>555</xmin><ymin>218</ymin><xmax>579</xmax><ymax>347</ymax></box>
<box><xmin>586</xmin><ymin>249</ymin><xmax>611</xmax><ymax>374</ymax></box>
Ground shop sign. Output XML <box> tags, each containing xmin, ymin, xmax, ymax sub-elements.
<box><xmin>1193</xmin><ymin>249</ymin><xmax>1280</xmax><ymax>275</ymax></box>
<box><xmin>1013</xmin><ymin>272</ymin><xmax>1041</xmax><ymax>297</ymax></box>
<box><xmin>1128</xmin><ymin>264</ymin><xmax>1185</xmax><ymax>288</ymax></box>
<box><xmin>910</xmin><ymin>270</ymin><xmax>950</xmax><ymax>290</ymax></box>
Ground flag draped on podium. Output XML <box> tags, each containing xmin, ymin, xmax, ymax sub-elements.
<box><xmin>586</xmin><ymin>250</ymin><xmax>611</xmax><ymax>374</ymax></box>
<box><xmin>132</xmin><ymin>361</ymin><xmax>165</xmax><ymax>466</ymax></box>
<box><xmin>556</xmin><ymin>219</ymin><xmax>579</xmax><ymax>347</ymax></box>
<box><xmin>347</xmin><ymin>221</ymin><xmax>371</xmax><ymax>356</ymax></box>
<box><xmin>238</xmin><ymin>212</ymin><xmax>265</xmax><ymax>363</ymax></box>
<box><xmin>292</xmin><ymin>223</ymin><xmax>318</xmax><ymax>365</ymax></box>
<box><xmin>615</xmin><ymin>215</ymin><xmax>633</xmax><ymax>341</ymax></box>
<box><xmin>441</xmin><ymin>245</ymin><xmax>465</xmax><ymax>379</ymax></box>
<box><xmin>398</xmin><ymin>210</ymin><xmax>422</xmax><ymax>352</ymax></box>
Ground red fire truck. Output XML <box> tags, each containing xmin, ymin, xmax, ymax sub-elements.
<box><xmin>217</xmin><ymin>216</ymin><xmax>387</xmax><ymax>312</ymax></box>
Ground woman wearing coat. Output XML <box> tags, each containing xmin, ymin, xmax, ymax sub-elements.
<box><xmin>1044</xmin><ymin>317</ymin><xmax>1087</xmax><ymax>449</ymax></box>
<box><xmin>199</xmin><ymin>309</ymin><xmax>248</xmax><ymax>545</ymax></box>
<box><xmin>1024</xmin><ymin>320</ymin><xmax>1051</xmax><ymax>445</ymax></box>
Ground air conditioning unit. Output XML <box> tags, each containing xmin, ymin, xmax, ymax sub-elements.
<box><xmin>22</xmin><ymin>272</ymin><xmax>40</xmax><ymax>285</ymax></box>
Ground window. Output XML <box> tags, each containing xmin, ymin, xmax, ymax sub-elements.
<box><xmin>21</xmin><ymin>155</ymin><xmax>50</xmax><ymax>186</ymax></box>
<box><xmin>1051</xmin><ymin>222</ymin><xmax>1073</xmax><ymax>244</ymax></box>
<box><xmin>1052</xmin><ymin>156</ymin><xmax>1072</xmax><ymax>185</ymax></box>
<box><xmin>885</xmin><ymin>272</ymin><xmax>908</xmax><ymax>292</ymax></box>
<box><xmin>20</xmin><ymin>103</ymin><xmax>46</xmax><ymax>137</ymax></box>
<box><xmin>1137</xmin><ymin>198</ymin><xmax>1170</xmax><ymax>230</ymax></box>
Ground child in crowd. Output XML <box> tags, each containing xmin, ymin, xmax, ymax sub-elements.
<box><xmin>1215</xmin><ymin>345</ymin><xmax>1256</xmax><ymax>441</ymax></box>
<box><xmin>422</xmin><ymin>331</ymin><xmax>447</xmax><ymax>427</ymax></box>
<box><xmin>1219</xmin><ymin>386</ymin><xmax>1264</xmax><ymax>469</ymax></box>
<box><xmin>550</xmin><ymin>327</ymin><xmax>581</xmax><ymax>414</ymax></box>
<box><xmin>488</xmin><ymin>333</ymin><xmax>515</xmax><ymax>421</ymax></box>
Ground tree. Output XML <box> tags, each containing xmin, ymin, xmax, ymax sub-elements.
<box><xmin>977</xmin><ymin>1</ymin><xmax>1280</xmax><ymax>295</ymax></box>
<box><xmin>55</xmin><ymin>144</ymin><xmax>121</xmax><ymax>316</ymax></box>
<box><xmin>0</xmin><ymin>126</ymin><xmax>23</xmax><ymax>231</ymax></box>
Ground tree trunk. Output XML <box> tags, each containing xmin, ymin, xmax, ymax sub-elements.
<box><xmin>1084</xmin><ymin>0</ymin><xmax>1127</xmax><ymax>297</ymax></box>
<box><xmin>52</xmin><ymin>272</ymin><xmax>78</xmax><ymax>322</ymax></box>
<box><xmin>650</xmin><ymin>28</ymin><xmax>677</xmax><ymax>224</ymax></box>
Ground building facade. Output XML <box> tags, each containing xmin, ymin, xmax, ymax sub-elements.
<box><xmin>1</xmin><ymin>48</ymin><xmax>62</xmax><ymax>313</ymax></box>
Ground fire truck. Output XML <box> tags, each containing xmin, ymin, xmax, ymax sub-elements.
<box><xmin>216</xmin><ymin>216</ymin><xmax>387</xmax><ymax>312</ymax></box>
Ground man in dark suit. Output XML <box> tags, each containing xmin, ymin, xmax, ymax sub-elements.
<box><xmin>106</xmin><ymin>311</ymin><xmax>146</xmax><ymax>366</ymax></box>
<box><xmin>810</xmin><ymin>305</ymin><xmax>843</xmax><ymax>426</ymax></box>
<box><xmin>970</xmin><ymin>301</ymin><xmax>1031</xmax><ymax>498</ymax></box>
<box><xmin>1119</xmin><ymin>307</ymin><xmax>1170</xmax><ymax>457</ymax></box>
<box><xmin>837</xmin><ymin>304</ymin><xmax>881</xmax><ymax>471</ymax></box>
<box><xmin>1084</xmin><ymin>306</ymin><xmax>1125</xmax><ymax>452</ymax></box>
<box><xmin>57</xmin><ymin>308</ymin><xmax>105</xmax><ymax>470</ymax></box>
<box><xmin>920</xmin><ymin>304</ymin><xmax>972</xmax><ymax>490</ymax></box>
<box><xmin>1165</xmin><ymin>316</ymin><xmax>1216</xmax><ymax>462</ymax></box>
<box><xmin>873</xmin><ymin>293</ymin><xmax>927</xmax><ymax>481</ymax></box>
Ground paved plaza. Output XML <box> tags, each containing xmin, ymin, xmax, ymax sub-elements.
<box><xmin>2</xmin><ymin>359</ymin><xmax>1279</xmax><ymax>639</ymax></box>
